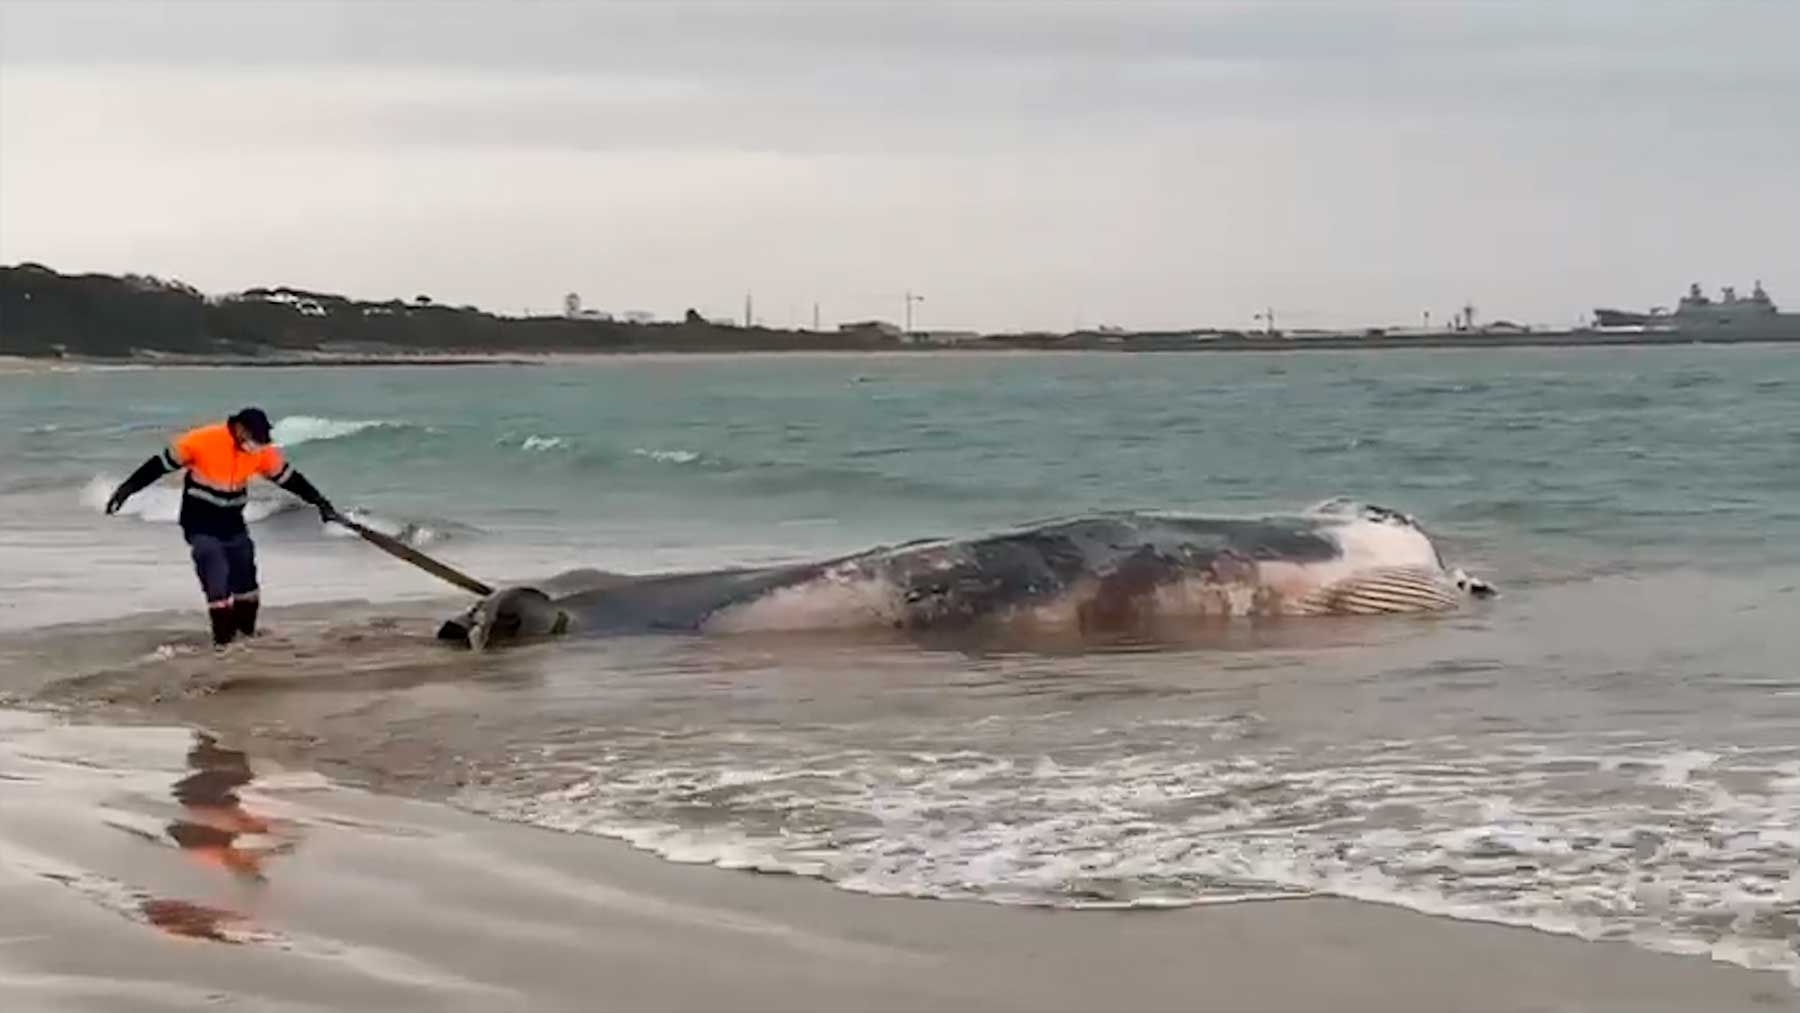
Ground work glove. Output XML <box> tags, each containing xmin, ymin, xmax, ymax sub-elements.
<box><xmin>104</xmin><ymin>487</ymin><xmax>128</xmax><ymax>515</ymax></box>
<box><xmin>317</xmin><ymin>500</ymin><xmax>341</xmax><ymax>524</ymax></box>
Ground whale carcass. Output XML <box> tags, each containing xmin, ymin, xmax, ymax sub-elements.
<box><xmin>438</xmin><ymin>500</ymin><xmax>1495</xmax><ymax>649</ymax></box>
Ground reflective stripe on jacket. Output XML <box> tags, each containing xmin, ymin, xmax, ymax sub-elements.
<box><xmin>167</xmin><ymin>422</ymin><xmax>288</xmax><ymax>535</ymax></box>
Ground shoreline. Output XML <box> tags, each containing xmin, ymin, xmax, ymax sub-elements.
<box><xmin>8</xmin><ymin>329</ymin><xmax>1800</xmax><ymax>370</ymax></box>
<box><xmin>8</xmin><ymin>601</ymin><xmax>1800</xmax><ymax>1010</ymax></box>
<box><xmin>2</xmin><ymin>708</ymin><xmax>1794</xmax><ymax>1012</ymax></box>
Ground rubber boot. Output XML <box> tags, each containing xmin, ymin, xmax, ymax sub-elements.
<box><xmin>233</xmin><ymin>597</ymin><xmax>259</xmax><ymax>638</ymax></box>
<box><xmin>209</xmin><ymin>607</ymin><xmax>237</xmax><ymax>648</ymax></box>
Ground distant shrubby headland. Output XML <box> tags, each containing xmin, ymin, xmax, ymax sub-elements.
<box><xmin>0</xmin><ymin>263</ymin><xmax>903</xmax><ymax>359</ymax></box>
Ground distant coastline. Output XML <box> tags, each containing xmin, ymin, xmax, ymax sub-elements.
<box><xmin>34</xmin><ymin>332</ymin><xmax>1800</xmax><ymax>370</ymax></box>
<box><xmin>5</xmin><ymin>262</ymin><xmax>1797</xmax><ymax>364</ymax></box>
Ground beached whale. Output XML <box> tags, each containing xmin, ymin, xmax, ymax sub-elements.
<box><xmin>437</xmin><ymin>500</ymin><xmax>1494</xmax><ymax>650</ymax></box>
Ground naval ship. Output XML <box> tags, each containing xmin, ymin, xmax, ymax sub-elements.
<box><xmin>1595</xmin><ymin>281</ymin><xmax>1800</xmax><ymax>339</ymax></box>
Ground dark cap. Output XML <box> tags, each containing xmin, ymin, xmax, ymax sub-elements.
<box><xmin>230</xmin><ymin>407</ymin><xmax>273</xmax><ymax>443</ymax></box>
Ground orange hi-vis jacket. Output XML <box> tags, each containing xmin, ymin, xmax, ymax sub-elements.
<box><xmin>159</xmin><ymin>422</ymin><xmax>292</xmax><ymax>536</ymax></box>
<box><xmin>111</xmin><ymin>418</ymin><xmax>331</xmax><ymax>538</ymax></box>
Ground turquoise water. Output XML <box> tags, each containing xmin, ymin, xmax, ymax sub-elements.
<box><xmin>5</xmin><ymin>348</ymin><xmax>1800</xmax><ymax>978</ymax></box>
<box><xmin>6</xmin><ymin>347</ymin><xmax>1798</xmax><ymax>604</ymax></box>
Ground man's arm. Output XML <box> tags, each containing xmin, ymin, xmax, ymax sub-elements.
<box><xmin>279</xmin><ymin>469</ymin><xmax>338</xmax><ymax>522</ymax></box>
<box><xmin>263</xmin><ymin>454</ymin><xmax>337</xmax><ymax>522</ymax></box>
<box><xmin>105</xmin><ymin>447</ymin><xmax>181</xmax><ymax>514</ymax></box>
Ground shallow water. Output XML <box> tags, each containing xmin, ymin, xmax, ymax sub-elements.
<box><xmin>4</xmin><ymin>348</ymin><xmax>1800</xmax><ymax>979</ymax></box>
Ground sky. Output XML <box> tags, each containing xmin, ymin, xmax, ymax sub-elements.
<box><xmin>2</xmin><ymin>0</ymin><xmax>1798</xmax><ymax>332</ymax></box>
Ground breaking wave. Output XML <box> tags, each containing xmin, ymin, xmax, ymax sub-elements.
<box><xmin>81</xmin><ymin>475</ymin><xmax>298</xmax><ymax>524</ymax></box>
<box><xmin>78</xmin><ymin>478</ymin><xmax>445</xmax><ymax>546</ymax></box>
<box><xmin>457</xmin><ymin>732</ymin><xmax>1800</xmax><ymax>986</ymax></box>
<box><xmin>631</xmin><ymin>447</ymin><xmax>701</xmax><ymax>465</ymax></box>
<box><xmin>321</xmin><ymin>507</ymin><xmax>448</xmax><ymax>547</ymax></box>
<box><xmin>271</xmin><ymin>415</ymin><xmax>408</xmax><ymax>446</ymax></box>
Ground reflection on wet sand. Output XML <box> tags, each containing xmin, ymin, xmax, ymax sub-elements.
<box><xmin>167</xmin><ymin>733</ymin><xmax>272</xmax><ymax>879</ymax></box>
<box><xmin>139</xmin><ymin>897</ymin><xmax>247</xmax><ymax>943</ymax></box>
<box><xmin>141</xmin><ymin>732</ymin><xmax>294</xmax><ymax>940</ymax></box>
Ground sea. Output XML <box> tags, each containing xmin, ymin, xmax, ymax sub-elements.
<box><xmin>4</xmin><ymin>347</ymin><xmax>1800</xmax><ymax>980</ymax></box>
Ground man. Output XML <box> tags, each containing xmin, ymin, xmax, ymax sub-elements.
<box><xmin>106</xmin><ymin>407</ymin><xmax>338</xmax><ymax>647</ymax></box>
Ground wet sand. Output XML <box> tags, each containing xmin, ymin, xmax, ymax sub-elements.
<box><xmin>1</xmin><ymin>711</ymin><xmax>1793</xmax><ymax>1013</ymax></box>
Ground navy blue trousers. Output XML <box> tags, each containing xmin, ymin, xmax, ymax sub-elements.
<box><xmin>186</xmin><ymin>532</ymin><xmax>259</xmax><ymax>606</ymax></box>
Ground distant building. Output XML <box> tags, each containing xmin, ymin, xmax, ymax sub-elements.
<box><xmin>903</xmin><ymin>329</ymin><xmax>982</xmax><ymax>345</ymax></box>
<box><xmin>562</xmin><ymin>292</ymin><xmax>613</xmax><ymax>322</ymax></box>
<box><xmin>839</xmin><ymin>320</ymin><xmax>903</xmax><ymax>338</ymax></box>
<box><xmin>243</xmin><ymin>288</ymin><xmax>327</xmax><ymax>317</ymax></box>
<box><xmin>621</xmin><ymin>310</ymin><xmax>657</xmax><ymax>325</ymax></box>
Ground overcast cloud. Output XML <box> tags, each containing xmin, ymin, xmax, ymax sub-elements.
<box><xmin>3</xmin><ymin>1</ymin><xmax>1797</xmax><ymax>331</ymax></box>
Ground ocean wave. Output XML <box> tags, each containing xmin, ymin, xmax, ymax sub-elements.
<box><xmin>321</xmin><ymin>507</ymin><xmax>447</xmax><ymax>547</ymax></box>
<box><xmin>81</xmin><ymin>475</ymin><xmax>298</xmax><ymax>524</ymax></box>
<box><xmin>631</xmin><ymin>447</ymin><xmax>700</xmax><ymax>465</ymax></box>
<box><xmin>494</xmin><ymin>433</ymin><xmax>572</xmax><ymax>454</ymax></box>
<box><xmin>457</xmin><ymin>734</ymin><xmax>1800</xmax><ymax>985</ymax></box>
<box><xmin>271</xmin><ymin>415</ymin><xmax>406</xmax><ymax>446</ymax></box>
<box><xmin>79</xmin><ymin>472</ymin><xmax>461</xmax><ymax>546</ymax></box>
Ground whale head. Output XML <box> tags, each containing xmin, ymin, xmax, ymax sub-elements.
<box><xmin>1287</xmin><ymin>499</ymin><xmax>1498</xmax><ymax>610</ymax></box>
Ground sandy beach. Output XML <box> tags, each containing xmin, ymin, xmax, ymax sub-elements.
<box><xmin>0</xmin><ymin>710</ymin><xmax>1792</xmax><ymax>1013</ymax></box>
